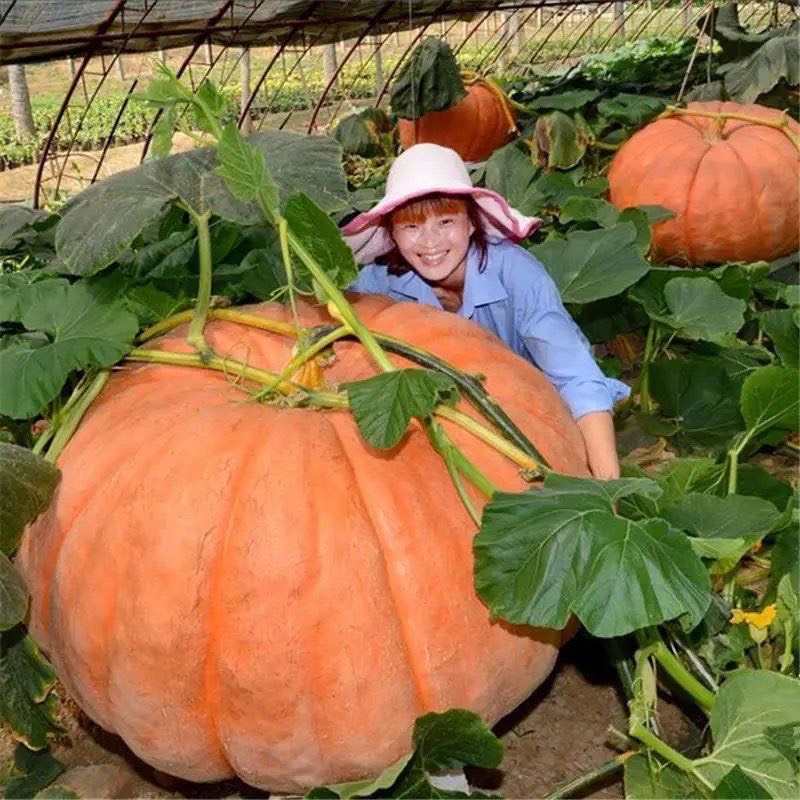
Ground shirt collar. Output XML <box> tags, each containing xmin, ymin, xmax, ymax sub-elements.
<box><xmin>461</xmin><ymin>242</ymin><xmax>507</xmax><ymax>318</ymax></box>
<box><xmin>386</xmin><ymin>242</ymin><xmax>508</xmax><ymax>314</ymax></box>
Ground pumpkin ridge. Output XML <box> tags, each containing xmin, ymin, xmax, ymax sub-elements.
<box><xmin>30</xmin><ymin>380</ymin><xmax>215</xmax><ymax>643</ymax></box>
<box><xmin>723</xmin><ymin>136</ymin><xmax>763</xmax><ymax>260</ymax></box>
<box><xmin>680</xmin><ymin>141</ymin><xmax>712</xmax><ymax>265</ymax></box>
<box><xmin>200</xmin><ymin>425</ymin><xmax>267</xmax><ymax>772</ymax></box>
<box><xmin>326</xmin><ymin>413</ymin><xmax>431</xmax><ymax>713</ymax></box>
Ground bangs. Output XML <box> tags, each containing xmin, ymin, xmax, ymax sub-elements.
<box><xmin>391</xmin><ymin>194</ymin><xmax>469</xmax><ymax>225</ymax></box>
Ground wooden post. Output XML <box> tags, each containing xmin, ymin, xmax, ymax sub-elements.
<box><xmin>614</xmin><ymin>1</ymin><xmax>626</xmax><ymax>39</ymax></box>
<box><xmin>8</xmin><ymin>63</ymin><xmax>35</xmax><ymax>138</ymax></box>
<box><xmin>682</xmin><ymin>0</ymin><xmax>693</xmax><ymax>28</ymax></box>
<box><xmin>66</xmin><ymin>55</ymin><xmax>76</xmax><ymax>78</ymax></box>
<box><xmin>373</xmin><ymin>36</ymin><xmax>384</xmax><ymax>98</ymax></box>
<box><xmin>240</xmin><ymin>46</ymin><xmax>252</xmax><ymax>134</ymax></box>
<box><xmin>205</xmin><ymin>41</ymin><xmax>213</xmax><ymax>66</ymax></box>
<box><xmin>323</xmin><ymin>42</ymin><xmax>338</xmax><ymax>89</ymax></box>
<box><xmin>117</xmin><ymin>55</ymin><xmax>126</xmax><ymax>81</ymax></box>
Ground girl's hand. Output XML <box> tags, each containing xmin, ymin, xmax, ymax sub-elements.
<box><xmin>575</xmin><ymin>411</ymin><xmax>621</xmax><ymax>480</ymax></box>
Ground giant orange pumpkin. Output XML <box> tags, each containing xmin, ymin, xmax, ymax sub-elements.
<box><xmin>19</xmin><ymin>295</ymin><xmax>588</xmax><ymax>792</ymax></box>
<box><xmin>398</xmin><ymin>81</ymin><xmax>516</xmax><ymax>162</ymax></box>
<box><xmin>608</xmin><ymin>101</ymin><xmax>800</xmax><ymax>265</ymax></box>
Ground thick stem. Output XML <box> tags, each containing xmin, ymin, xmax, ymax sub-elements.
<box><xmin>659</xmin><ymin>106</ymin><xmax>800</xmax><ymax>151</ymax></box>
<box><xmin>42</xmin><ymin>370</ymin><xmax>110</xmax><ymax>463</ymax></box>
<box><xmin>138</xmin><ymin>309</ymin><xmax>299</xmax><ymax>343</ymax></box>
<box><xmin>628</xmin><ymin>721</ymin><xmax>701</xmax><ymax>781</ymax></box>
<box><xmin>542</xmin><ymin>751</ymin><xmax>635</xmax><ymax>800</ymax></box>
<box><xmin>637</xmin><ymin>630</ymin><xmax>715</xmax><ymax>714</ymax></box>
<box><xmin>185</xmin><ymin>208</ymin><xmax>213</xmax><ymax>355</ymax></box>
<box><xmin>286</xmin><ymin>227</ymin><xmax>395</xmax><ymax>374</ymax></box>
<box><xmin>727</xmin><ymin>433</ymin><xmax>750</xmax><ymax>495</ymax></box>
<box><xmin>637</xmin><ymin>324</ymin><xmax>657</xmax><ymax>414</ymax></box>
<box><xmin>278</xmin><ymin>217</ymin><xmax>300</xmax><ymax>325</ymax></box>
<box><xmin>127</xmin><ymin>348</ymin><xmax>347</xmax><ymax>409</ymax></box>
<box><xmin>435</xmin><ymin>405</ymin><xmax>544</xmax><ymax>476</ymax></box>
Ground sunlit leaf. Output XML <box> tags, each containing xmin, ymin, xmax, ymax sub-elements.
<box><xmin>531</xmin><ymin>222</ymin><xmax>649</xmax><ymax>303</ymax></box>
<box><xmin>346</xmin><ymin>369</ymin><xmax>458</xmax><ymax>450</ymax></box>
<box><xmin>474</xmin><ymin>475</ymin><xmax>710</xmax><ymax>637</ymax></box>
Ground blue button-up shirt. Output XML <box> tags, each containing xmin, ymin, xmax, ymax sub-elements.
<box><xmin>348</xmin><ymin>239</ymin><xmax>630</xmax><ymax>419</ymax></box>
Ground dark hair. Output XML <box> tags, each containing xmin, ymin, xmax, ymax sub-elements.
<box><xmin>377</xmin><ymin>193</ymin><xmax>489</xmax><ymax>275</ymax></box>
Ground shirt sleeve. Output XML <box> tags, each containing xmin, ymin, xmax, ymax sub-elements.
<box><xmin>515</xmin><ymin>257</ymin><xmax>631</xmax><ymax>420</ymax></box>
<box><xmin>346</xmin><ymin>264</ymin><xmax>388</xmax><ymax>295</ymax></box>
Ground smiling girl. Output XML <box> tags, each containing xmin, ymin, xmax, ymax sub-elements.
<box><xmin>342</xmin><ymin>143</ymin><xmax>629</xmax><ymax>479</ymax></box>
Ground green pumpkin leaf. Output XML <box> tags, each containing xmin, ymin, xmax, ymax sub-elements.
<box><xmin>484</xmin><ymin>144</ymin><xmax>542</xmax><ymax>218</ymax></box>
<box><xmin>760</xmin><ymin>309</ymin><xmax>799</xmax><ymax>367</ymax></box>
<box><xmin>711</xmin><ymin>765</ymin><xmax>772</xmax><ymax>799</ymax></box>
<box><xmin>740</xmin><ymin>366</ymin><xmax>799</xmax><ymax>441</ymax></box>
<box><xmin>694</xmin><ymin>670</ymin><xmax>800</xmax><ymax>798</ymax></box>
<box><xmin>0</xmin><ymin>442</ymin><xmax>60</xmax><ymax>556</ymax></box>
<box><xmin>662</xmin><ymin>277</ymin><xmax>746</xmax><ymax>342</ymax></box>
<box><xmin>346</xmin><ymin>369</ymin><xmax>458</xmax><ymax>450</ymax></box>
<box><xmin>0</xmin><ymin>276</ymin><xmax>70</xmax><ymax>325</ymax></box>
<box><xmin>663</xmin><ymin>493</ymin><xmax>781</xmax><ymax>568</ymax></box>
<box><xmin>0</xmin><ymin>553</ymin><xmax>28</xmax><ymax>631</ymax></box>
<box><xmin>624</xmin><ymin>753</ymin><xmax>698</xmax><ymax>799</ymax></box>
<box><xmin>596</xmin><ymin>94</ymin><xmax>666</xmax><ymax>126</ymax></box>
<box><xmin>559</xmin><ymin>197</ymin><xmax>619</xmax><ymax>228</ymax></box>
<box><xmin>0</xmin><ymin>206</ymin><xmax>51</xmax><ymax>250</ymax></box>
<box><xmin>654</xmin><ymin>458</ymin><xmax>727</xmax><ymax>506</ymax></box>
<box><xmin>533</xmin><ymin>171</ymin><xmax>608</xmax><ymax>210</ymax></box>
<box><xmin>474</xmin><ymin>475</ymin><xmax>710</xmax><ymax>637</ymax></box>
<box><xmin>528</xmin><ymin>89</ymin><xmax>600</xmax><ymax>111</ymax></box>
<box><xmin>56</xmin><ymin>131</ymin><xmax>348</xmax><ymax>275</ymax></box>
<box><xmin>215</xmin><ymin>123</ymin><xmax>280</xmax><ymax>222</ymax></box>
<box><xmin>531</xmin><ymin>222</ymin><xmax>649</xmax><ymax>303</ymax></box>
<box><xmin>390</xmin><ymin>37</ymin><xmax>465</xmax><ymax>119</ymax></box>
<box><xmin>4</xmin><ymin>745</ymin><xmax>66</xmax><ymax>800</ymax></box>
<box><xmin>0</xmin><ymin>281</ymin><xmax>138</xmax><ymax>419</ymax></box>
<box><xmin>721</xmin><ymin>31</ymin><xmax>800</xmax><ymax>104</ymax></box>
<box><xmin>649</xmin><ymin>358</ymin><xmax>745</xmax><ymax>449</ymax></box>
<box><xmin>284</xmin><ymin>192</ymin><xmax>359</xmax><ymax>298</ymax></box>
<box><xmin>0</xmin><ymin>628</ymin><xmax>61</xmax><ymax>749</ymax></box>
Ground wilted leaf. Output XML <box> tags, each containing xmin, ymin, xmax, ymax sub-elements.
<box><xmin>533</xmin><ymin>111</ymin><xmax>592</xmax><ymax>169</ymax></box>
<box><xmin>4</xmin><ymin>745</ymin><xmax>65</xmax><ymax>800</ymax></box>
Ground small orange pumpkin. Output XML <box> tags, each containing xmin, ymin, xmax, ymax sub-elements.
<box><xmin>398</xmin><ymin>80</ymin><xmax>516</xmax><ymax>162</ymax></box>
<box><xmin>19</xmin><ymin>295</ymin><xmax>588</xmax><ymax>792</ymax></box>
<box><xmin>608</xmin><ymin>101</ymin><xmax>800</xmax><ymax>265</ymax></box>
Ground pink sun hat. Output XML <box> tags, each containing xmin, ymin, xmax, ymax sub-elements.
<box><xmin>341</xmin><ymin>143</ymin><xmax>542</xmax><ymax>264</ymax></box>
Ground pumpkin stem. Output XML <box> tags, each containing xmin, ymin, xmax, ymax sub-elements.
<box><xmin>138</xmin><ymin>309</ymin><xmax>299</xmax><ymax>344</ymax></box>
<box><xmin>184</xmin><ymin>207</ymin><xmax>214</xmax><ymax>359</ymax></box>
<box><xmin>461</xmin><ymin>72</ymin><xmax>518</xmax><ymax>134</ymax></box>
<box><xmin>659</xmin><ymin>106</ymin><xmax>800</xmax><ymax>151</ymax></box>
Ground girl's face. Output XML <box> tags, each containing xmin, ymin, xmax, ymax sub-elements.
<box><xmin>390</xmin><ymin>204</ymin><xmax>474</xmax><ymax>287</ymax></box>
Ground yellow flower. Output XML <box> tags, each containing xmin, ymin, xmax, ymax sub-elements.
<box><xmin>730</xmin><ymin>604</ymin><xmax>777</xmax><ymax>629</ymax></box>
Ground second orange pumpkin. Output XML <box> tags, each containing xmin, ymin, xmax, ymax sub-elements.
<box><xmin>398</xmin><ymin>81</ymin><xmax>516</xmax><ymax>162</ymax></box>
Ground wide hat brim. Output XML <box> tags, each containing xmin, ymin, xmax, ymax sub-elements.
<box><xmin>341</xmin><ymin>143</ymin><xmax>541</xmax><ymax>264</ymax></box>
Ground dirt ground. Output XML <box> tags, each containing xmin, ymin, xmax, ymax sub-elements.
<box><xmin>0</xmin><ymin>632</ymin><xmax>698</xmax><ymax>800</ymax></box>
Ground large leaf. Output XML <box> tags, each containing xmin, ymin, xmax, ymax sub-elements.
<box><xmin>694</xmin><ymin>670</ymin><xmax>800</xmax><ymax>797</ymax></box>
<box><xmin>484</xmin><ymin>144</ymin><xmax>542</xmax><ymax>217</ymax></box>
<box><xmin>0</xmin><ymin>442</ymin><xmax>60</xmax><ymax>555</ymax></box>
<box><xmin>389</xmin><ymin>710</ymin><xmax>503</xmax><ymax>799</ymax></box>
<box><xmin>558</xmin><ymin>197</ymin><xmax>619</xmax><ymax>228</ymax></box>
<box><xmin>649</xmin><ymin>357</ymin><xmax>745</xmax><ymax>448</ymax></box>
<box><xmin>4</xmin><ymin>744</ymin><xmax>66</xmax><ymax>800</ymax></box>
<box><xmin>56</xmin><ymin>131</ymin><xmax>348</xmax><ymax>275</ymax></box>
<box><xmin>0</xmin><ymin>552</ymin><xmax>28</xmax><ymax>631</ymax></box>
<box><xmin>0</xmin><ymin>206</ymin><xmax>51</xmax><ymax>250</ymax></box>
<box><xmin>662</xmin><ymin>493</ymin><xmax>782</xmax><ymax>566</ymax></box>
<box><xmin>711</xmin><ymin>765</ymin><xmax>772</xmax><ymax>799</ymax></box>
<box><xmin>740</xmin><ymin>366</ymin><xmax>799</xmax><ymax>441</ymax></box>
<box><xmin>760</xmin><ymin>309</ymin><xmax>799</xmax><ymax>366</ymax></box>
<box><xmin>0</xmin><ymin>281</ymin><xmax>138</xmax><ymax>419</ymax></box>
<box><xmin>528</xmin><ymin>89</ymin><xmax>600</xmax><ymax>111</ymax></box>
<box><xmin>596</xmin><ymin>94</ymin><xmax>666</xmax><ymax>126</ymax></box>
<box><xmin>531</xmin><ymin>222</ymin><xmax>649</xmax><ymax>303</ymax></box>
<box><xmin>474</xmin><ymin>475</ymin><xmax>710</xmax><ymax>638</ymax></box>
<box><xmin>284</xmin><ymin>192</ymin><xmax>359</xmax><ymax>296</ymax></box>
<box><xmin>624</xmin><ymin>754</ymin><xmax>697</xmax><ymax>799</ymax></box>
<box><xmin>346</xmin><ymin>369</ymin><xmax>458</xmax><ymax>450</ymax></box>
<box><xmin>0</xmin><ymin>274</ymin><xmax>69</xmax><ymax>326</ymax></box>
<box><xmin>721</xmin><ymin>30</ymin><xmax>799</xmax><ymax>104</ymax></box>
<box><xmin>532</xmin><ymin>111</ymin><xmax>592</xmax><ymax>170</ymax></box>
<box><xmin>389</xmin><ymin>37</ymin><xmax>465</xmax><ymax>119</ymax></box>
<box><xmin>0</xmin><ymin>628</ymin><xmax>61</xmax><ymax>749</ymax></box>
<box><xmin>662</xmin><ymin>277</ymin><xmax>746</xmax><ymax>342</ymax></box>
<box><xmin>703</xmin><ymin>2</ymin><xmax>775</xmax><ymax>62</ymax></box>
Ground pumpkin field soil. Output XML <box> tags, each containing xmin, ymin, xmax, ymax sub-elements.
<box><xmin>0</xmin><ymin>635</ymin><xmax>699</xmax><ymax>799</ymax></box>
